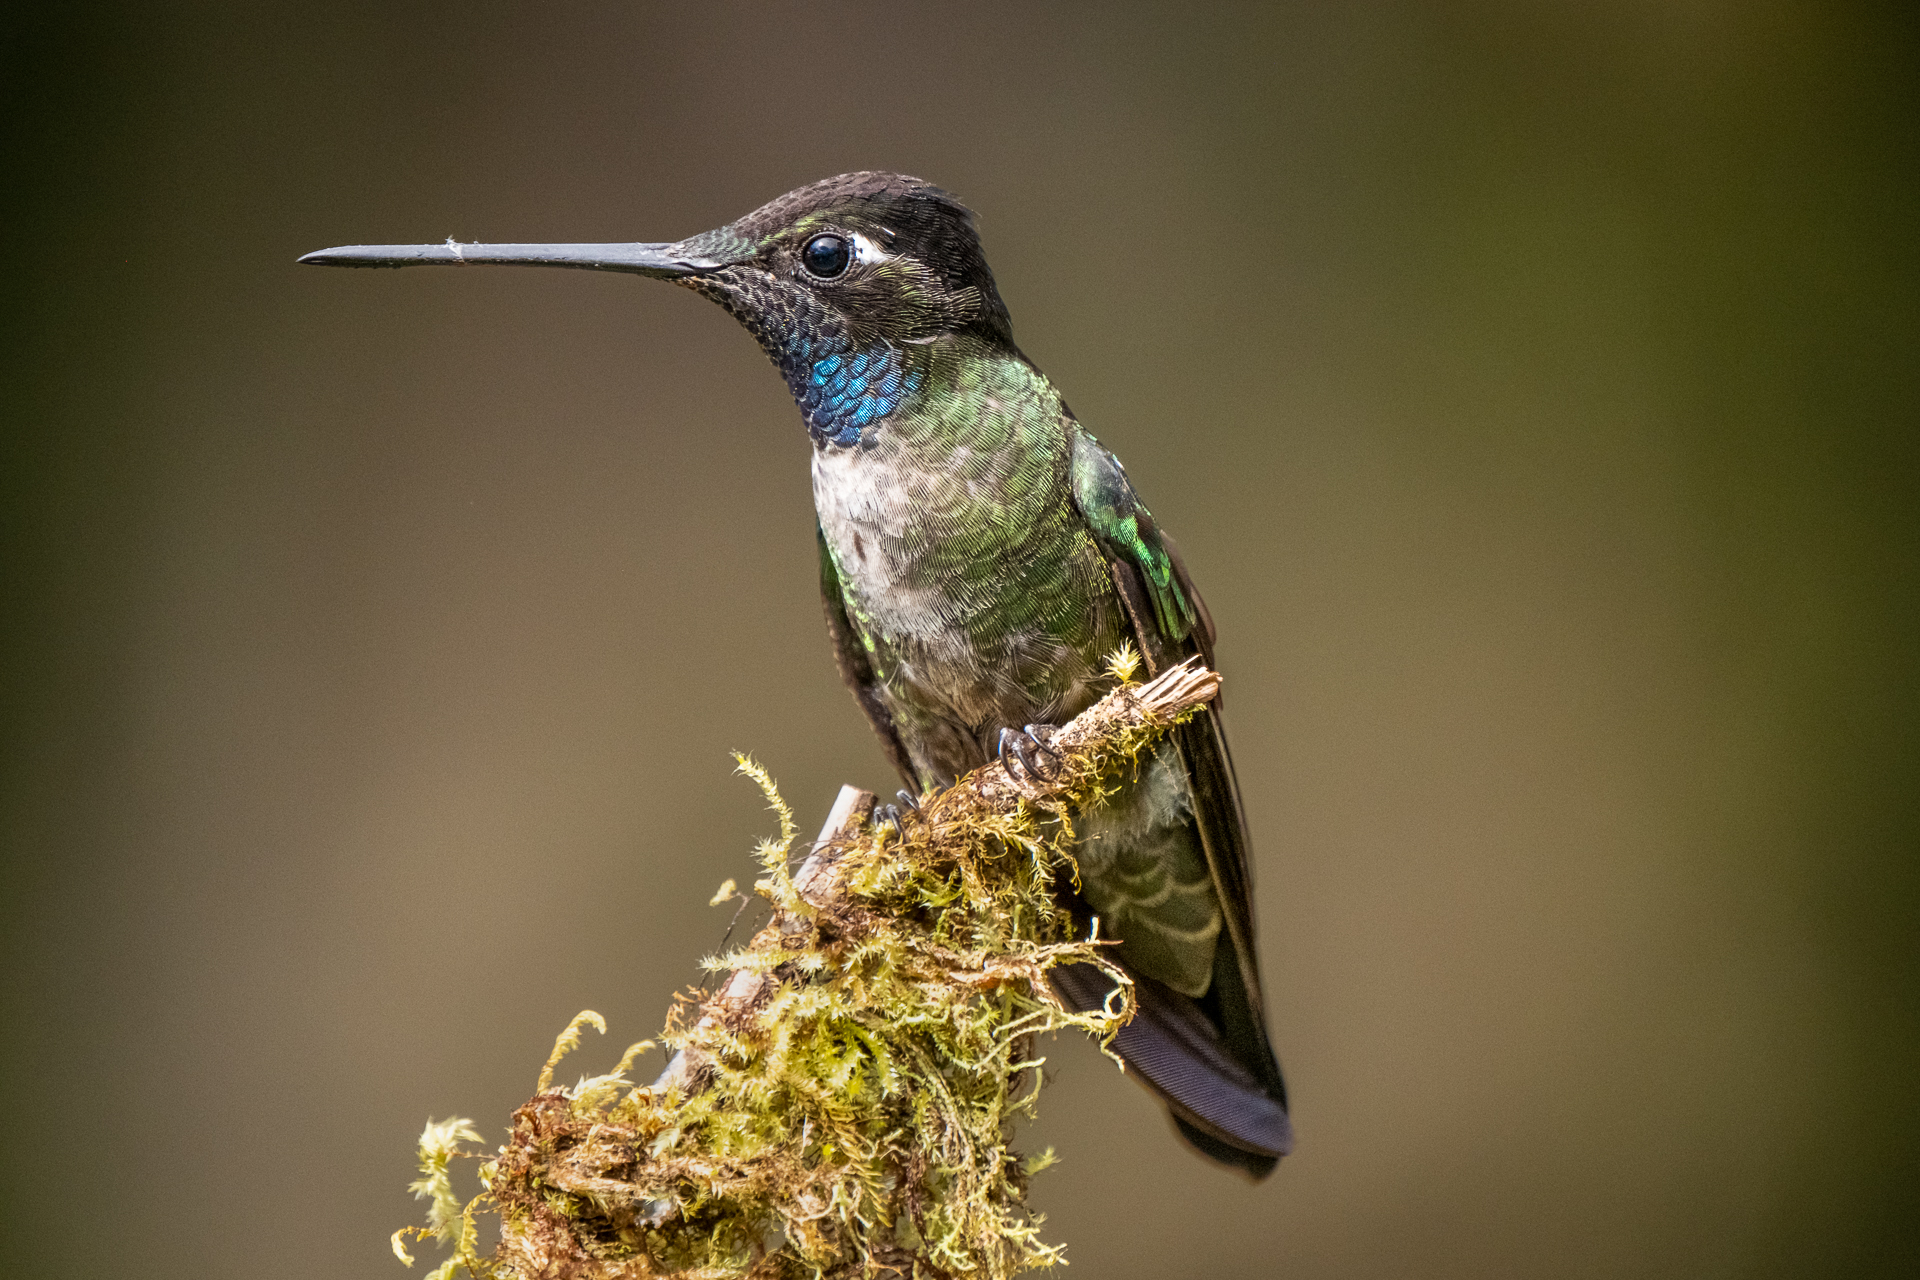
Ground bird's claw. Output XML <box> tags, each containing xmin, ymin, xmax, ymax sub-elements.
<box><xmin>997</xmin><ymin>723</ymin><xmax>1063</xmax><ymax>784</ymax></box>
<box><xmin>896</xmin><ymin>789</ymin><xmax>922</xmax><ymax>813</ymax></box>
<box><xmin>1024</xmin><ymin>724</ymin><xmax>1064</xmax><ymax>768</ymax></box>
<box><xmin>875</xmin><ymin>803</ymin><xmax>905</xmax><ymax>838</ymax></box>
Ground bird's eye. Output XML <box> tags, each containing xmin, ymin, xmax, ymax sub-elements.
<box><xmin>801</xmin><ymin>234</ymin><xmax>851</xmax><ymax>279</ymax></box>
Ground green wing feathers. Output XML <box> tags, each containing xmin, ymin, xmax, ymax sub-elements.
<box><xmin>1069</xmin><ymin>429</ymin><xmax>1199</xmax><ymax>646</ymax></box>
<box><xmin>1067</xmin><ymin>426</ymin><xmax>1289</xmax><ymax>1170</ymax></box>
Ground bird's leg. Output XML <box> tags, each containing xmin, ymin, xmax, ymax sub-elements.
<box><xmin>896</xmin><ymin>789</ymin><xmax>922</xmax><ymax>814</ymax></box>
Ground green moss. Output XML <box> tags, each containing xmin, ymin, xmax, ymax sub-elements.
<box><xmin>396</xmin><ymin>653</ymin><xmax>1212</xmax><ymax>1280</ymax></box>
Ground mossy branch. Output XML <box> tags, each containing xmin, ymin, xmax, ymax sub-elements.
<box><xmin>400</xmin><ymin>652</ymin><xmax>1220</xmax><ymax>1280</ymax></box>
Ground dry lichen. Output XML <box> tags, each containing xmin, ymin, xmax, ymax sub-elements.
<box><xmin>395</xmin><ymin>654</ymin><xmax>1222</xmax><ymax>1280</ymax></box>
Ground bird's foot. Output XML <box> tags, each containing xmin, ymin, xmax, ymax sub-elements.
<box><xmin>876</xmin><ymin>787</ymin><xmax>931</xmax><ymax>838</ymax></box>
<box><xmin>997</xmin><ymin>723</ymin><xmax>1064</xmax><ymax>785</ymax></box>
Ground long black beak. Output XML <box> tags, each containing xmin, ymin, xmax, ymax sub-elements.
<box><xmin>296</xmin><ymin>240</ymin><xmax>722</xmax><ymax>278</ymax></box>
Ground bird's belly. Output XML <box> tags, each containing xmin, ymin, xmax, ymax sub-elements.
<box><xmin>841</xmin><ymin>566</ymin><xmax>1102</xmax><ymax>773</ymax></box>
<box><xmin>811</xmin><ymin>446</ymin><xmax>1122</xmax><ymax>779</ymax></box>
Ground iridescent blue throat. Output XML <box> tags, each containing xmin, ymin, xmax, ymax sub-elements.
<box><xmin>784</xmin><ymin>334</ymin><xmax>926</xmax><ymax>448</ymax></box>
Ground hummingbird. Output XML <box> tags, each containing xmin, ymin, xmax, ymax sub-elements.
<box><xmin>301</xmin><ymin>172</ymin><xmax>1292</xmax><ymax>1177</ymax></box>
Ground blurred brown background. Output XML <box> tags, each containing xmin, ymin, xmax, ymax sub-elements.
<box><xmin>4</xmin><ymin>2</ymin><xmax>1915</xmax><ymax>1276</ymax></box>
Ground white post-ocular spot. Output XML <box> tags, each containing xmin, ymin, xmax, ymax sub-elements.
<box><xmin>850</xmin><ymin>231</ymin><xmax>894</xmax><ymax>267</ymax></box>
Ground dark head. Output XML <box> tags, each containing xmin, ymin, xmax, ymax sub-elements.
<box><xmin>300</xmin><ymin>172</ymin><xmax>1013</xmax><ymax>446</ymax></box>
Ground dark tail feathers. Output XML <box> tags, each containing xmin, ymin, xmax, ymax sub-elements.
<box><xmin>1052</xmin><ymin>958</ymin><xmax>1292</xmax><ymax>1179</ymax></box>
